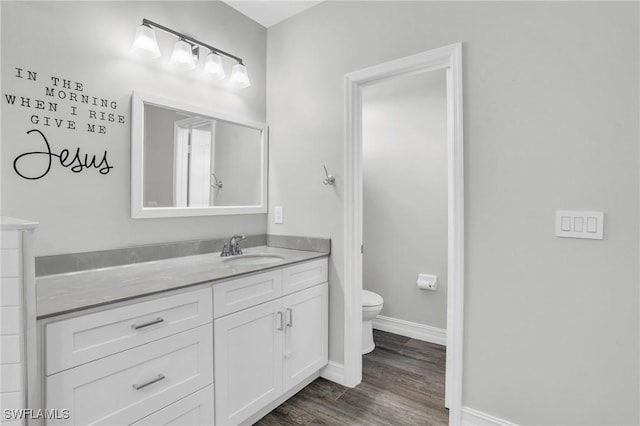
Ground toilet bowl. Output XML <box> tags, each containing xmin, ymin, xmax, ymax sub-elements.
<box><xmin>362</xmin><ymin>290</ymin><xmax>384</xmax><ymax>354</ymax></box>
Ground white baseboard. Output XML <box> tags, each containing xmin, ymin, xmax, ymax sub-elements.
<box><xmin>320</xmin><ymin>361</ymin><xmax>348</xmax><ymax>386</ymax></box>
<box><xmin>372</xmin><ymin>315</ymin><xmax>447</xmax><ymax>346</ymax></box>
<box><xmin>461</xmin><ymin>406</ymin><xmax>519</xmax><ymax>426</ymax></box>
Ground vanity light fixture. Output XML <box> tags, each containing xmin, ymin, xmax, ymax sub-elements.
<box><xmin>229</xmin><ymin>63</ymin><xmax>251</xmax><ymax>88</ymax></box>
<box><xmin>131</xmin><ymin>23</ymin><xmax>161</xmax><ymax>58</ymax></box>
<box><xmin>204</xmin><ymin>51</ymin><xmax>225</xmax><ymax>80</ymax></box>
<box><xmin>169</xmin><ymin>39</ymin><xmax>198</xmax><ymax>71</ymax></box>
<box><xmin>131</xmin><ymin>18</ymin><xmax>250</xmax><ymax>88</ymax></box>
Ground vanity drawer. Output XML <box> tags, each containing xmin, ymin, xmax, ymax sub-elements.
<box><xmin>213</xmin><ymin>270</ymin><xmax>282</xmax><ymax>318</ymax></box>
<box><xmin>45</xmin><ymin>287</ymin><xmax>212</xmax><ymax>375</ymax></box>
<box><xmin>132</xmin><ymin>384</ymin><xmax>214</xmax><ymax>426</ymax></box>
<box><xmin>282</xmin><ymin>258</ymin><xmax>328</xmax><ymax>295</ymax></box>
<box><xmin>45</xmin><ymin>323</ymin><xmax>213</xmax><ymax>426</ymax></box>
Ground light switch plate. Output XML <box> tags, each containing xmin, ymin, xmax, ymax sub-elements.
<box><xmin>555</xmin><ymin>210</ymin><xmax>603</xmax><ymax>240</ymax></box>
<box><xmin>274</xmin><ymin>206</ymin><xmax>283</xmax><ymax>224</ymax></box>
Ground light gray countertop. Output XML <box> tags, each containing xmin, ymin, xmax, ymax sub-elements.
<box><xmin>36</xmin><ymin>246</ymin><xmax>328</xmax><ymax>319</ymax></box>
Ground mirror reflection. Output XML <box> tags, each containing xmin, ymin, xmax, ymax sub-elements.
<box><xmin>143</xmin><ymin>105</ymin><xmax>262</xmax><ymax>208</ymax></box>
<box><xmin>131</xmin><ymin>91</ymin><xmax>268</xmax><ymax>218</ymax></box>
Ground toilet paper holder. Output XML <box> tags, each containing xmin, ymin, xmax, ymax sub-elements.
<box><xmin>417</xmin><ymin>273</ymin><xmax>437</xmax><ymax>291</ymax></box>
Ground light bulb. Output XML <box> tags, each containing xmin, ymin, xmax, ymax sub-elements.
<box><xmin>229</xmin><ymin>63</ymin><xmax>250</xmax><ymax>88</ymax></box>
<box><xmin>204</xmin><ymin>52</ymin><xmax>225</xmax><ymax>80</ymax></box>
<box><xmin>131</xmin><ymin>24</ymin><xmax>160</xmax><ymax>59</ymax></box>
<box><xmin>169</xmin><ymin>39</ymin><xmax>197</xmax><ymax>71</ymax></box>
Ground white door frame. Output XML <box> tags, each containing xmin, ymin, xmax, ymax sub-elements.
<box><xmin>343</xmin><ymin>43</ymin><xmax>464</xmax><ymax>424</ymax></box>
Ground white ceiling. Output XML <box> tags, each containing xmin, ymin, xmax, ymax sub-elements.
<box><xmin>221</xmin><ymin>0</ymin><xmax>323</xmax><ymax>28</ymax></box>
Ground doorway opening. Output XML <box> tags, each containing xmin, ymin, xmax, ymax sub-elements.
<box><xmin>343</xmin><ymin>43</ymin><xmax>464</xmax><ymax>424</ymax></box>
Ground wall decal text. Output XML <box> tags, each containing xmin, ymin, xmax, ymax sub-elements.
<box><xmin>13</xmin><ymin>129</ymin><xmax>113</xmax><ymax>180</ymax></box>
<box><xmin>4</xmin><ymin>67</ymin><xmax>124</xmax><ymax>179</ymax></box>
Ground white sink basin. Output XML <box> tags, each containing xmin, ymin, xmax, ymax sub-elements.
<box><xmin>221</xmin><ymin>253</ymin><xmax>285</xmax><ymax>267</ymax></box>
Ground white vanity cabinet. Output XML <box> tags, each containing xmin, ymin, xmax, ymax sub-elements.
<box><xmin>213</xmin><ymin>258</ymin><xmax>328</xmax><ymax>426</ymax></box>
<box><xmin>43</xmin><ymin>287</ymin><xmax>214</xmax><ymax>426</ymax></box>
<box><xmin>40</xmin><ymin>254</ymin><xmax>329</xmax><ymax>426</ymax></box>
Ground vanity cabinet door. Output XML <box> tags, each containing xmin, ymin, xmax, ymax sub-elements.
<box><xmin>282</xmin><ymin>283</ymin><xmax>328</xmax><ymax>392</ymax></box>
<box><xmin>214</xmin><ymin>298</ymin><xmax>284</xmax><ymax>426</ymax></box>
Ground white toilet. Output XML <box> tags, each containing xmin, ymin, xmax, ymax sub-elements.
<box><xmin>362</xmin><ymin>289</ymin><xmax>384</xmax><ymax>354</ymax></box>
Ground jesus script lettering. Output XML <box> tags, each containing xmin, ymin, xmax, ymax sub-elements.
<box><xmin>13</xmin><ymin>129</ymin><xmax>113</xmax><ymax>180</ymax></box>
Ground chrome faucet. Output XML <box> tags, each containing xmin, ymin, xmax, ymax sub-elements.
<box><xmin>220</xmin><ymin>234</ymin><xmax>246</xmax><ymax>257</ymax></box>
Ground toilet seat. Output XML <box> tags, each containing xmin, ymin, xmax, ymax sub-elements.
<box><xmin>362</xmin><ymin>289</ymin><xmax>383</xmax><ymax>307</ymax></box>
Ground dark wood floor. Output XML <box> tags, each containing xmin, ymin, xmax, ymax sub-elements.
<box><xmin>255</xmin><ymin>330</ymin><xmax>448</xmax><ymax>426</ymax></box>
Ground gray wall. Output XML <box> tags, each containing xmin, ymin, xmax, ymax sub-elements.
<box><xmin>143</xmin><ymin>105</ymin><xmax>181</xmax><ymax>207</ymax></box>
<box><xmin>1</xmin><ymin>1</ymin><xmax>267</xmax><ymax>256</ymax></box>
<box><xmin>362</xmin><ymin>70</ymin><xmax>447</xmax><ymax>329</ymax></box>
<box><xmin>266</xmin><ymin>2</ymin><xmax>639</xmax><ymax>424</ymax></box>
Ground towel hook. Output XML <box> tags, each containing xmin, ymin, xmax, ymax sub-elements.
<box><xmin>211</xmin><ymin>172</ymin><xmax>223</xmax><ymax>189</ymax></box>
<box><xmin>322</xmin><ymin>165</ymin><xmax>335</xmax><ymax>186</ymax></box>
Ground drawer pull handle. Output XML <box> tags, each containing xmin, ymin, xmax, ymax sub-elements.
<box><xmin>286</xmin><ymin>308</ymin><xmax>293</xmax><ymax>328</ymax></box>
<box><xmin>276</xmin><ymin>311</ymin><xmax>283</xmax><ymax>331</ymax></box>
<box><xmin>131</xmin><ymin>317</ymin><xmax>164</xmax><ymax>330</ymax></box>
<box><xmin>132</xmin><ymin>374</ymin><xmax>166</xmax><ymax>390</ymax></box>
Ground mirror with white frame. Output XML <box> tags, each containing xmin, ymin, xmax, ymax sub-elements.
<box><xmin>131</xmin><ymin>91</ymin><xmax>268</xmax><ymax>218</ymax></box>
